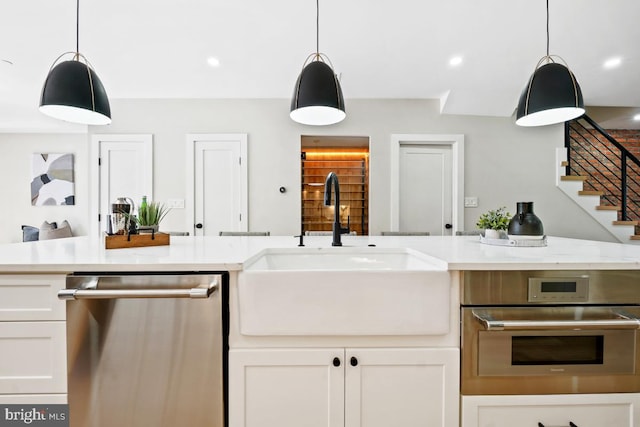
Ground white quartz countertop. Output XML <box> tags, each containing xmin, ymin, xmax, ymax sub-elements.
<box><xmin>0</xmin><ymin>235</ymin><xmax>639</xmax><ymax>273</ymax></box>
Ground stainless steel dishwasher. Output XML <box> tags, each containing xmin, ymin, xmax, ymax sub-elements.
<box><xmin>59</xmin><ymin>272</ymin><xmax>227</xmax><ymax>427</ymax></box>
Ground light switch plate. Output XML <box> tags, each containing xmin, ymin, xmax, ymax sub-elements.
<box><xmin>464</xmin><ymin>197</ymin><xmax>478</xmax><ymax>208</ymax></box>
<box><xmin>166</xmin><ymin>198</ymin><xmax>185</xmax><ymax>209</ymax></box>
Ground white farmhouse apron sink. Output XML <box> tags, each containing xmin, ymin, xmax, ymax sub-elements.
<box><xmin>238</xmin><ymin>247</ymin><xmax>450</xmax><ymax>336</ymax></box>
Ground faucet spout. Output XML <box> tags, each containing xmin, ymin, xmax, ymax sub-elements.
<box><xmin>324</xmin><ymin>172</ymin><xmax>349</xmax><ymax>246</ymax></box>
<box><xmin>324</xmin><ymin>172</ymin><xmax>339</xmax><ymax>206</ymax></box>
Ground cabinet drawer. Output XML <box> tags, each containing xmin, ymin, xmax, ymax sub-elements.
<box><xmin>0</xmin><ymin>322</ymin><xmax>67</xmax><ymax>394</ymax></box>
<box><xmin>0</xmin><ymin>275</ymin><xmax>66</xmax><ymax>321</ymax></box>
<box><xmin>462</xmin><ymin>394</ymin><xmax>639</xmax><ymax>427</ymax></box>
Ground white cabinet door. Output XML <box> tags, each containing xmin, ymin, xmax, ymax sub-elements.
<box><xmin>0</xmin><ymin>275</ymin><xmax>65</xmax><ymax>321</ymax></box>
<box><xmin>345</xmin><ymin>348</ymin><xmax>459</xmax><ymax>427</ymax></box>
<box><xmin>229</xmin><ymin>348</ymin><xmax>345</xmax><ymax>427</ymax></box>
<box><xmin>231</xmin><ymin>348</ymin><xmax>460</xmax><ymax>427</ymax></box>
<box><xmin>0</xmin><ymin>321</ymin><xmax>67</xmax><ymax>394</ymax></box>
<box><xmin>462</xmin><ymin>394</ymin><xmax>640</xmax><ymax>427</ymax></box>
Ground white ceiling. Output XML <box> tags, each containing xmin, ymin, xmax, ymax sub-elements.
<box><xmin>1</xmin><ymin>0</ymin><xmax>640</xmax><ymax>131</ymax></box>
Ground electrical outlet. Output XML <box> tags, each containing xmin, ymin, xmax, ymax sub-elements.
<box><xmin>166</xmin><ymin>198</ymin><xmax>185</xmax><ymax>209</ymax></box>
<box><xmin>464</xmin><ymin>197</ymin><xmax>478</xmax><ymax>208</ymax></box>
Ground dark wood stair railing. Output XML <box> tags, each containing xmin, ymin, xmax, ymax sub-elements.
<box><xmin>566</xmin><ymin>115</ymin><xmax>640</xmax><ymax>238</ymax></box>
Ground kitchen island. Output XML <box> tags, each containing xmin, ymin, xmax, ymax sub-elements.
<box><xmin>1</xmin><ymin>235</ymin><xmax>640</xmax><ymax>427</ymax></box>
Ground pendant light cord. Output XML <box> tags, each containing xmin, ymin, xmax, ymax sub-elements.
<box><xmin>76</xmin><ymin>0</ymin><xmax>80</xmax><ymax>54</ymax></box>
<box><xmin>546</xmin><ymin>0</ymin><xmax>549</xmax><ymax>57</ymax></box>
<box><xmin>316</xmin><ymin>0</ymin><xmax>320</xmax><ymax>55</ymax></box>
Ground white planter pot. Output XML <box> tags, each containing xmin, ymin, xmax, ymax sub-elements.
<box><xmin>484</xmin><ymin>229</ymin><xmax>501</xmax><ymax>239</ymax></box>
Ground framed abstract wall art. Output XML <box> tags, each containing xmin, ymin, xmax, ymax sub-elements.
<box><xmin>31</xmin><ymin>153</ymin><xmax>75</xmax><ymax>206</ymax></box>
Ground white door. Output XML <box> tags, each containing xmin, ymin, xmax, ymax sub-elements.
<box><xmin>229</xmin><ymin>348</ymin><xmax>345</xmax><ymax>427</ymax></box>
<box><xmin>399</xmin><ymin>145</ymin><xmax>452</xmax><ymax>235</ymax></box>
<box><xmin>390</xmin><ymin>134</ymin><xmax>464</xmax><ymax>235</ymax></box>
<box><xmin>90</xmin><ymin>134</ymin><xmax>153</xmax><ymax>237</ymax></box>
<box><xmin>345</xmin><ymin>348</ymin><xmax>459</xmax><ymax>427</ymax></box>
<box><xmin>186</xmin><ymin>134</ymin><xmax>247</xmax><ymax>236</ymax></box>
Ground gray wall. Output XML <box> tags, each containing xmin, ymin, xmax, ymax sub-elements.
<box><xmin>0</xmin><ymin>98</ymin><xmax>617</xmax><ymax>243</ymax></box>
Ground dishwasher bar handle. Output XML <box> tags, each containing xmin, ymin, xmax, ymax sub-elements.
<box><xmin>473</xmin><ymin>310</ymin><xmax>640</xmax><ymax>331</ymax></box>
<box><xmin>58</xmin><ymin>280</ymin><xmax>218</xmax><ymax>300</ymax></box>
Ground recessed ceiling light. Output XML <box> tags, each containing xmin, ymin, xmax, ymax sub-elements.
<box><xmin>207</xmin><ymin>57</ymin><xmax>221</xmax><ymax>68</ymax></box>
<box><xmin>449</xmin><ymin>56</ymin><xmax>463</xmax><ymax>67</ymax></box>
<box><xmin>633</xmin><ymin>114</ymin><xmax>640</xmax><ymax>121</ymax></box>
<box><xmin>603</xmin><ymin>57</ymin><xmax>622</xmax><ymax>69</ymax></box>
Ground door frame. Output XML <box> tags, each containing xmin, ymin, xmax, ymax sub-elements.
<box><xmin>185</xmin><ymin>133</ymin><xmax>248</xmax><ymax>235</ymax></box>
<box><xmin>390</xmin><ymin>134</ymin><xmax>464</xmax><ymax>233</ymax></box>
<box><xmin>89</xmin><ymin>134</ymin><xmax>153</xmax><ymax>238</ymax></box>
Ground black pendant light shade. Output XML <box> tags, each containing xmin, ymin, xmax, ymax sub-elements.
<box><xmin>290</xmin><ymin>58</ymin><xmax>345</xmax><ymax>126</ymax></box>
<box><xmin>290</xmin><ymin>0</ymin><xmax>346</xmax><ymax>126</ymax></box>
<box><xmin>515</xmin><ymin>0</ymin><xmax>585</xmax><ymax>127</ymax></box>
<box><xmin>515</xmin><ymin>60</ymin><xmax>584</xmax><ymax>127</ymax></box>
<box><xmin>39</xmin><ymin>0</ymin><xmax>111</xmax><ymax>125</ymax></box>
<box><xmin>40</xmin><ymin>56</ymin><xmax>111</xmax><ymax>125</ymax></box>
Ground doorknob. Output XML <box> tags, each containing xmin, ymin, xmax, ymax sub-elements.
<box><xmin>195</xmin><ymin>223</ymin><xmax>203</xmax><ymax>229</ymax></box>
<box><xmin>445</xmin><ymin>223</ymin><xmax>453</xmax><ymax>229</ymax></box>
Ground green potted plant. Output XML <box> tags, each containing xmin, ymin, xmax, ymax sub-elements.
<box><xmin>476</xmin><ymin>206</ymin><xmax>511</xmax><ymax>239</ymax></box>
<box><xmin>134</xmin><ymin>200</ymin><xmax>170</xmax><ymax>233</ymax></box>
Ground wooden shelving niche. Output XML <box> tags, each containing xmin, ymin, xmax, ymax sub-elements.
<box><xmin>301</xmin><ymin>148</ymin><xmax>369</xmax><ymax>235</ymax></box>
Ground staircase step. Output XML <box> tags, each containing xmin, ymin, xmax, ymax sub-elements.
<box><xmin>613</xmin><ymin>220</ymin><xmax>639</xmax><ymax>226</ymax></box>
<box><xmin>579</xmin><ymin>190</ymin><xmax>604</xmax><ymax>196</ymax></box>
<box><xmin>596</xmin><ymin>205</ymin><xmax>620</xmax><ymax>211</ymax></box>
<box><xmin>631</xmin><ymin>235</ymin><xmax>640</xmax><ymax>241</ymax></box>
<box><xmin>561</xmin><ymin>175</ymin><xmax>588</xmax><ymax>181</ymax></box>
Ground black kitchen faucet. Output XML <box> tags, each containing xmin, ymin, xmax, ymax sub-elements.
<box><xmin>324</xmin><ymin>172</ymin><xmax>350</xmax><ymax>246</ymax></box>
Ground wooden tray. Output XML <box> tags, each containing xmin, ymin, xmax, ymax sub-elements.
<box><xmin>105</xmin><ymin>232</ymin><xmax>170</xmax><ymax>249</ymax></box>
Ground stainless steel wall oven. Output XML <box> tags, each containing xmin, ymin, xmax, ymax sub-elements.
<box><xmin>461</xmin><ymin>270</ymin><xmax>640</xmax><ymax>395</ymax></box>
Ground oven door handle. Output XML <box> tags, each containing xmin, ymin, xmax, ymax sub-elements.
<box><xmin>473</xmin><ymin>310</ymin><xmax>640</xmax><ymax>331</ymax></box>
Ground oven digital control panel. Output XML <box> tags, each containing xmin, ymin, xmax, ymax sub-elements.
<box><xmin>528</xmin><ymin>277</ymin><xmax>589</xmax><ymax>302</ymax></box>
